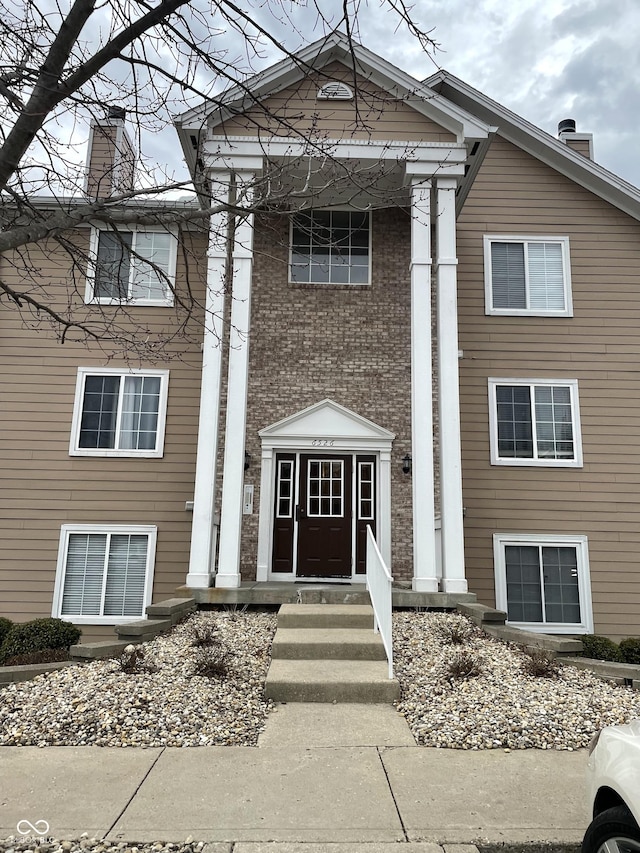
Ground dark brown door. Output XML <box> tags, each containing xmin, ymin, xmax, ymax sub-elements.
<box><xmin>296</xmin><ymin>455</ymin><xmax>352</xmax><ymax>578</ymax></box>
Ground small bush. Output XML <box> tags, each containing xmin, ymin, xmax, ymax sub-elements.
<box><xmin>191</xmin><ymin>647</ymin><xmax>230</xmax><ymax>679</ymax></box>
<box><xmin>580</xmin><ymin>634</ymin><xmax>624</xmax><ymax>662</ymax></box>
<box><xmin>434</xmin><ymin>618</ymin><xmax>473</xmax><ymax>645</ymax></box>
<box><xmin>520</xmin><ymin>647</ymin><xmax>560</xmax><ymax>678</ymax></box>
<box><xmin>190</xmin><ymin>623</ymin><xmax>221</xmax><ymax>648</ymax></box>
<box><xmin>117</xmin><ymin>645</ymin><xmax>158</xmax><ymax>675</ymax></box>
<box><xmin>445</xmin><ymin>650</ymin><xmax>482</xmax><ymax>681</ymax></box>
<box><xmin>620</xmin><ymin>638</ymin><xmax>640</xmax><ymax>665</ymax></box>
<box><xmin>0</xmin><ymin>618</ymin><xmax>81</xmax><ymax>664</ymax></box>
<box><xmin>0</xmin><ymin>617</ymin><xmax>13</xmax><ymax>648</ymax></box>
<box><xmin>4</xmin><ymin>648</ymin><xmax>71</xmax><ymax>667</ymax></box>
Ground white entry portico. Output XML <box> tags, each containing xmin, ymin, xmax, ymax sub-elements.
<box><xmin>178</xmin><ymin>33</ymin><xmax>492</xmax><ymax>595</ymax></box>
<box><xmin>256</xmin><ymin>400</ymin><xmax>395</xmax><ymax>582</ymax></box>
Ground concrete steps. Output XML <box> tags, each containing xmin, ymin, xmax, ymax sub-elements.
<box><xmin>265</xmin><ymin>603</ymin><xmax>400</xmax><ymax>703</ymax></box>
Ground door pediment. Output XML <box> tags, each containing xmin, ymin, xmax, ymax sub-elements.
<box><xmin>259</xmin><ymin>399</ymin><xmax>394</xmax><ymax>451</ymax></box>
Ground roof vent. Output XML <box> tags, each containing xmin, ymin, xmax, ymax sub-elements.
<box><xmin>558</xmin><ymin>118</ymin><xmax>576</xmax><ymax>136</ymax></box>
<box><xmin>317</xmin><ymin>81</ymin><xmax>354</xmax><ymax>101</ymax></box>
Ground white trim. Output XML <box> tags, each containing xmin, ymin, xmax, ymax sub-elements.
<box><xmin>186</xmin><ymin>174</ymin><xmax>230</xmax><ymax>589</ymax></box>
<box><xmin>69</xmin><ymin>367</ymin><xmax>169</xmax><ymax>458</ymax></box>
<box><xmin>436</xmin><ymin>177</ymin><xmax>467</xmax><ymax>594</ymax></box>
<box><xmin>85</xmin><ymin>226</ymin><xmax>177</xmax><ymax>307</ymax></box>
<box><xmin>257</xmin><ymin>400</ymin><xmax>394</xmax><ymax>581</ymax></box>
<box><xmin>53</xmin><ymin>524</ymin><xmax>157</xmax><ymax>625</ymax></box>
<box><xmin>483</xmin><ymin>235</ymin><xmax>573</xmax><ymax>317</ymax></box>
<box><xmin>409</xmin><ymin>179</ymin><xmax>438</xmax><ymax>593</ymax></box>
<box><xmin>216</xmin><ymin>172</ymin><xmax>256</xmax><ymax>589</ymax></box>
<box><xmin>288</xmin><ymin>208</ymin><xmax>372</xmax><ymax>286</ymax></box>
<box><xmin>488</xmin><ymin>377</ymin><xmax>583</xmax><ymax>468</ymax></box>
<box><xmin>493</xmin><ymin>532</ymin><xmax>593</xmax><ymax>634</ymax></box>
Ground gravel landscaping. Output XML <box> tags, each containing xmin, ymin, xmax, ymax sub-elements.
<box><xmin>1</xmin><ymin>608</ymin><xmax>640</xmax><ymax>751</ymax></box>
<box><xmin>394</xmin><ymin>611</ymin><xmax>640</xmax><ymax>750</ymax></box>
<box><xmin>0</xmin><ymin>610</ymin><xmax>276</xmax><ymax>747</ymax></box>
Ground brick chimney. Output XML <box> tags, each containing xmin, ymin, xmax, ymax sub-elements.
<box><xmin>85</xmin><ymin>106</ymin><xmax>136</xmax><ymax>198</ymax></box>
<box><xmin>558</xmin><ymin>118</ymin><xmax>594</xmax><ymax>160</ymax></box>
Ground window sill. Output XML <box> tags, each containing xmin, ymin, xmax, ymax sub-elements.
<box><xmin>69</xmin><ymin>449</ymin><xmax>164</xmax><ymax>459</ymax></box>
<box><xmin>490</xmin><ymin>457</ymin><xmax>582</xmax><ymax>468</ymax></box>
<box><xmin>485</xmin><ymin>308</ymin><xmax>573</xmax><ymax>318</ymax></box>
<box><xmin>85</xmin><ymin>298</ymin><xmax>175</xmax><ymax>307</ymax></box>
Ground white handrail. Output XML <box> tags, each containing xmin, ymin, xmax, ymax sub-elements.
<box><xmin>365</xmin><ymin>525</ymin><xmax>393</xmax><ymax>679</ymax></box>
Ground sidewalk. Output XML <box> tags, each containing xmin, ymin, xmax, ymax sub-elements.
<box><xmin>0</xmin><ymin>704</ymin><xmax>589</xmax><ymax>848</ymax></box>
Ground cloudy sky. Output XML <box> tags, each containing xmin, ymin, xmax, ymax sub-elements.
<box><xmin>145</xmin><ymin>0</ymin><xmax>640</xmax><ymax>190</ymax></box>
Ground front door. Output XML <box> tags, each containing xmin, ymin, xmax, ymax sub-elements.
<box><xmin>270</xmin><ymin>452</ymin><xmax>377</xmax><ymax>579</ymax></box>
<box><xmin>297</xmin><ymin>455</ymin><xmax>352</xmax><ymax>578</ymax></box>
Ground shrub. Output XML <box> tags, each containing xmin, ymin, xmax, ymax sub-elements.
<box><xmin>190</xmin><ymin>623</ymin><xmax>221</xmax><ymax>648</ymax></box>
<box><xmin>191</xmin><ymin>647</ymin><xmax>230</xmax><ymax>679</ymax></box>
<box><xmin>520</xmin><ymin>647</ymin><xmax>560</xmax><ymax>678</ymax></box>
<box><xmin>0</xmin><ymin>617</ymin><xmax>13</xmax><ymax>648</ymax></box>
<box><xmin>434</xmin><ymin>617</ymin><xmax>473</xmax><ymax>645</ymax></box>
<box><xmin>580</xmin><ymin>634</ymin><xmax>624</xmax><ymax>662</ymax></box>
<box><xmin>619</xmin><ymin>638</ymin><xmax>640</xmax><ymax>665</ymax></box>
<box><xmin>117</xmin><ymin>645</ymin><xmax>158</xmax><ymax>675</ymax></box>
<box><xmin>445</xmin><ymin>650</ymin><xmax>482</xmax><ymax>681</ymax></box>
<box><xmin>0</xmin><ymin>618</ymin><xmax>81</xmax><ymax>664</ymax></box>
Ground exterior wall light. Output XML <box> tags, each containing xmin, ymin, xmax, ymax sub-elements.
<box><xmin>402</xmin><ymin>454</ymin><xmax>412</xmax><ymax>475</ymax></box>
<box><xmin>244</xmin><ymin>451</ymin><xmax>251</xmax><ymax>471</ymax></box>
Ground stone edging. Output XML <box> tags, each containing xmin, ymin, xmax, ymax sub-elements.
<box><xmin>0</xmin><ymin>597</ymin><xmax>196</xmax><ymax>689</ymax></box>
<box><xmin>457</xmin><ymin>601</ymin><xmax>640</xmax><ymax>689</ymax></box>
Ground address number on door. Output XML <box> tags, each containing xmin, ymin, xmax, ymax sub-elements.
<box><xmin>311</xmin><ymin>439</ymin><xmax>335</xmax><ymax>447</ymax></box>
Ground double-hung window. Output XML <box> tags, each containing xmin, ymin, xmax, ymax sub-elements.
<box><xmin>70</xmin><ymin>367</ymin><xmax>169</xmax><ymax>458</ymax></box>
<box><xmin>488</xmin><ymin>378</ymin><xmax>582</xmax><ymax>467</ymax></box>
<box><xmin>290</xmin><ymin>210</ymin><xmax>370</xmax><ymax>285</ymax></box>
<box><xmin>494</xmin><ymin>534</ymin><xmax>593</xmax><ymax>633</ymax></box>
<box><xmin>484</xmin><ymin>236</ymin><xmax>572</xmax><ymax>316</ymax></box>
<box><xmin>87</xmin><ymin>228</ymin><xmax>176</xmax><ymax>305</ymax></box>
<box><xmin>53</xmin><ymin>525</ymin><xmax>156</xmax><ymax>624</ymax></box>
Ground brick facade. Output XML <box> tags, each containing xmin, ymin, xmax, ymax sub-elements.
<box><xmin>231</xmin><ymin>207</ymin><xmax>419</xmax><ymax>581</ymax></box>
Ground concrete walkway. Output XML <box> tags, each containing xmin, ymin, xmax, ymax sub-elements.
<box><xmin>0</xmin><ymin>704</ymin><xmax>589</xmax><ymax>849</ymax></box>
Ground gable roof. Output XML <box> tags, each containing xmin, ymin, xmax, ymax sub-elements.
<box><xmin>174</xmin><ymin>32</ymin><xmax>492</xmax><ymax>177</ymax></box>
<box><xmin>427</xmin><ymin>69</ymin><xmax>640</xmax><ymax>222</ymax></box>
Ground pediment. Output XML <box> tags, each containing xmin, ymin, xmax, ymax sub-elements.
<box><xmin>259</xmin><ymin>399</ymin><xmax>395</xmax><ymax>443</ymax></box>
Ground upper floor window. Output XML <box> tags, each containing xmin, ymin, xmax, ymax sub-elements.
<box><xmin>484</xmin><ymin>236</ymin><xmax>572</xmax><ymax>316</ymax></box>
<box><xmin>290</xmin><ymin>210</ymin><xmax>370</xmax><ymax>285</ymax></box>
<box><xmin>70</xmin><ymin>367</ymin><xmax>169</xmax><ymax>458</ymax></box>
<box><xmin>488</xmin><ymin>378</ymin><xmax>582</xmax><ymax>467</ymax></box>
<box><xmin>86</xmin><ymin>228</ymin><xmax>177</xmax><ymax>305</ymax></box>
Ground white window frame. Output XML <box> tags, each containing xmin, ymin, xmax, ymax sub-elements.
<box><xmin>493</xmin><ymin>533</ymin><xmax>593</xmax><ymax>634</ymax></box>
<box><xmin>289</xmin><ymin>208</ymin><xmax>372</xmax><ymax>286</ymax></box>
<box><xmin>488</xmin><ymin>378</ymin><xmax>583</xmax><ymax>468</ymax></box>
<box><xmin>70</xmin><ymin>367</ymin><xmax>169</xmax><ymax>458</ymax></box>
<box><xmin>85</xmin><ymin>226</ymin><xmax>177</xmax><ymax>306</ymax></box>
<box><xmin>484</xmin><ymin>235</ymin><xmax>573</xmax><ymax>317</ymax></box>
<box><xmin>53</xmin><ymin>524</ymin><xmax>157</xmax><ymax>625</ymax></box>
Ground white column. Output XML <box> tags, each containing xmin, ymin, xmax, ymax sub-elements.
<box><xmin>436</xmin><ymin>177</ymin><xmax>467</xmax><ymax>593</ymax></box>
<box><xmin>409</xmin><ymin>179</ymin><xmax>439</xmax><ymax>592</ymax></box>
<box><xmin>379</xmin><ymin>450</ymin><xmax>392</xmax><ymax>569</ymax></box>
<box><xmin>256</xmin><ymin>447</ymin><xmax>274</xmax><ymax>582</ymax></box>
<box><xmin>215</xmin><ymin>172</ymin><xmax>255</xmax><ymax>588</ymax></box>
<box><xmin>186</xmin><ymin>174</ymin><xmax>230</xmax><ymax>588</ymax></box>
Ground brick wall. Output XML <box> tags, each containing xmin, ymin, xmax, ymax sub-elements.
<box><xmin>233</xmin><ymin>207</ymin><xmax>421</xmax><ymax>582</ymax></box>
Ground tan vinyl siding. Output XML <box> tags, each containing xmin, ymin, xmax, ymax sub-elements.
<box><xmin>0</xmin><ymin>231</ymin><xmax>207</xmax><ymax>629</ymax></box>
<box><xmin>458</xmin><ymin>135</ymin><xmax>640</xmax><ymax>639</ymax></box>
<box><xmin>217</xmin><ymin>62</ymin><xmax>455</xmax><ymax>142</ymax></box>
